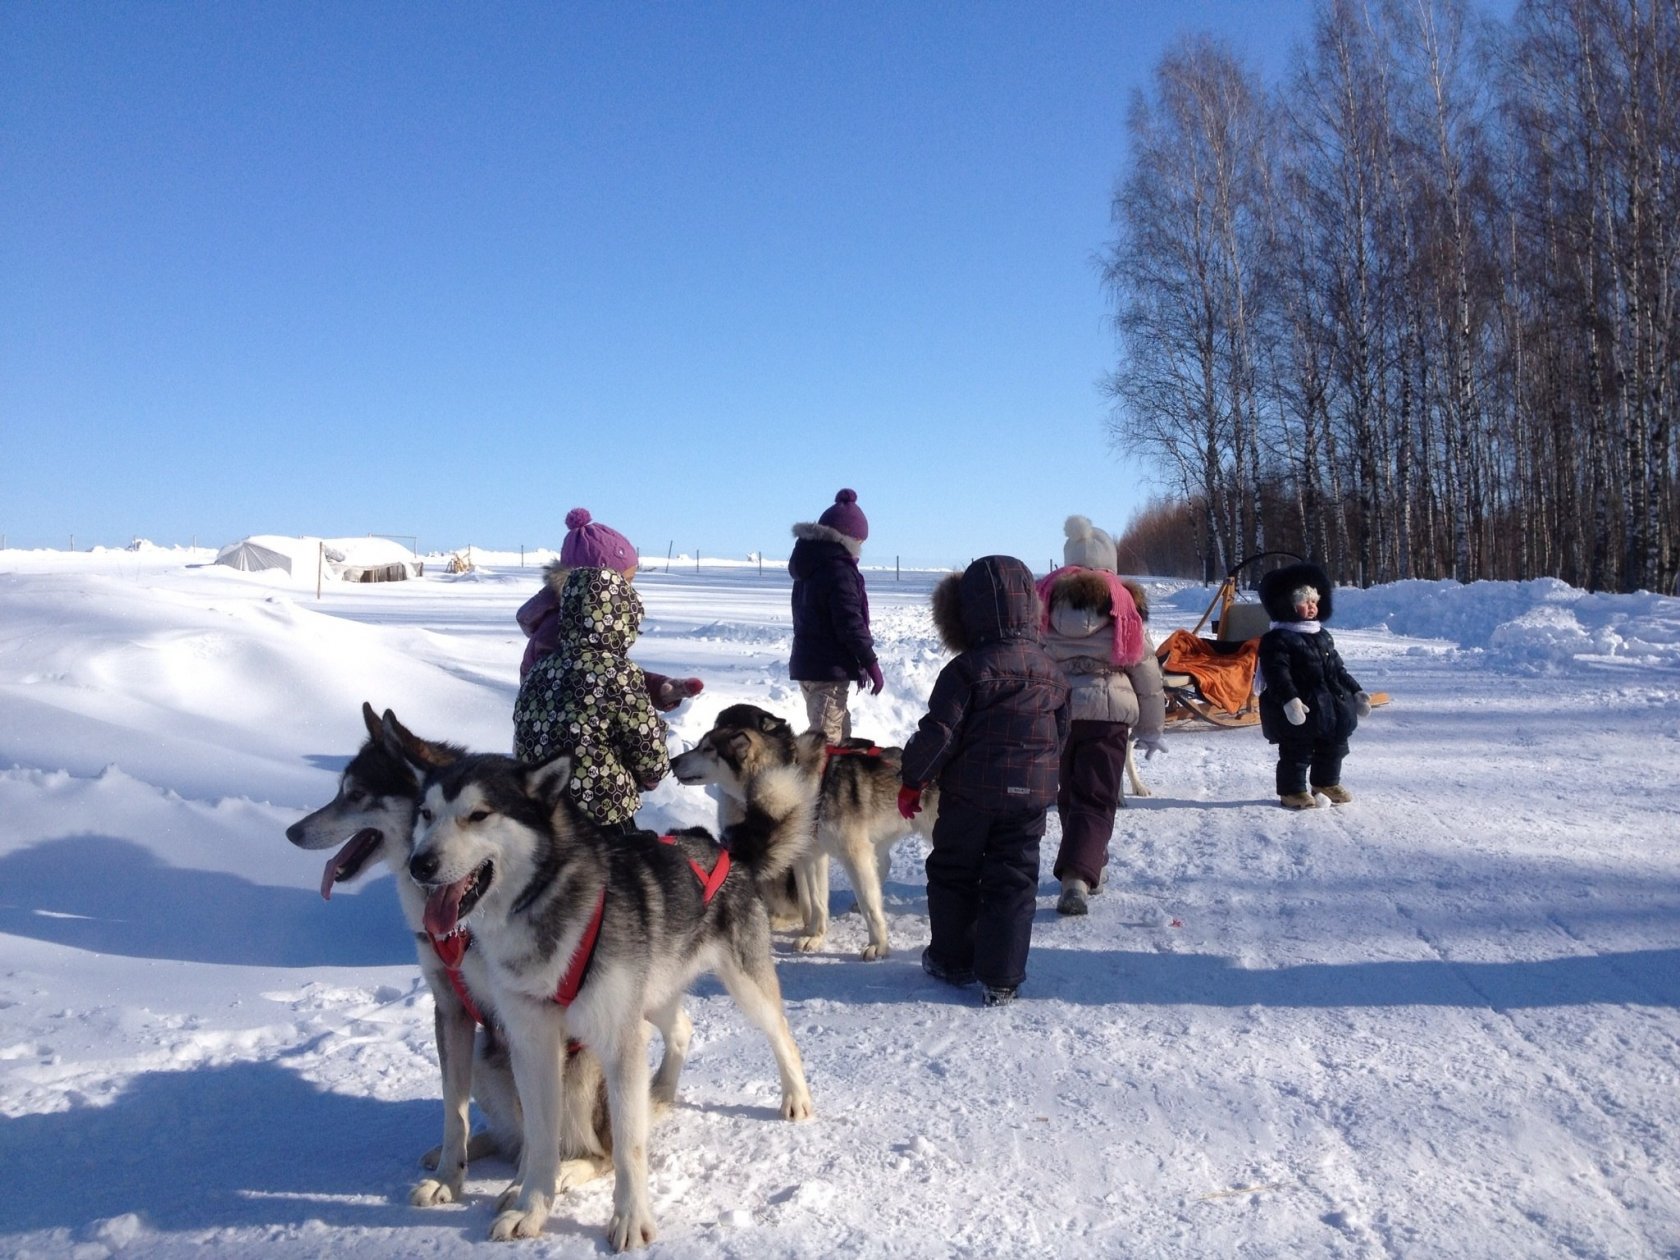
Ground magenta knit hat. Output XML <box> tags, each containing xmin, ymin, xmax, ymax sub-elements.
<box><xmin>559</xmin><ymin>508</ymin><xmax>637</xmax><ymax>573</ymax></box>
<box><xmin>817</xmin><ymin>488</ymin><xmax>869</xmax><ymax>542</ymax></box>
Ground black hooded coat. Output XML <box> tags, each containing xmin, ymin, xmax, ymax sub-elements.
<box><xmin>901</xmin><ymin>556</ymin><xmax>1070</xmax><ymax>810</ymax></box>
<box><xmin>1255</xmin><ymin>561</ymin><xmax>1364</xmax><ymax>745</ymax></box>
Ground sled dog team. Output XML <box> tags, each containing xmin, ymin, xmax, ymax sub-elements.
<box><xmin>285</xmin><ymin>502</ymin><xmax>1370</xmax><ymax>1250</ymax></box>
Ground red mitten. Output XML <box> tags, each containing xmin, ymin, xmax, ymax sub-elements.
<box><xmin>897</xmin><ymin>784</ymin><xmax>922</xmax><ymax>820</ymax></box>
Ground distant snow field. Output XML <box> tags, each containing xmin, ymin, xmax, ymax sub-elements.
<box><xmin>2</xmin><ymin>543</ymin><xmax>1677</xmax><ymax>1258</ymax></box>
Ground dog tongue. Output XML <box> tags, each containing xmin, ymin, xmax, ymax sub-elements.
<box><xmin>319</xmin><ymin>829</ymin><xmax>382</xmax><ymax>901</ymax></box>
<box><xmin>423</xmin><ymin>875</ymin><xmax>473</xmax><ymax>939</ymax></box>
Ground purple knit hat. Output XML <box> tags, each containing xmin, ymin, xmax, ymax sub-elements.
<box><xmin>817</xmin><ymin>488</ymin><xmax>869</xmax><ymax>542</ymax></box>
<box><xmin>559</xmin><ymin>508</ymin><xmax>637</xmax><ymax>573</ymax></box>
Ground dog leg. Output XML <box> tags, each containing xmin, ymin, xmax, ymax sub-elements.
<box><xmin>599</xmin><ymin>1020</ymin><xmax>658</xmax><ymax>1251</ymax></box>
<box><xmin>836</xmin><ymin>831</ymin><xmax>892</xmax><ymax>961</ymax></box>
<box><xmin>411</xmin><ymin>986</ymin><xmax>478</xmax><ymax>1206</ymax></box>
<box><xmin>793</xmin><ymin>850</ymin><xmax>830</xmax><ymax>953</ymax></box>
<box><xmin>1125</xmin><ymin>739</ymin><xmax>1152</xmax><ymax>798</ymax></box>
<box><xmin>488</xmin><ymin>1000</ymin><xmax>568</xmax><ymax>1241</ymax></box>
<box><xmin>555</xmin><ymin>1046</ymin><xmax>612</xmax><ymax>1194</ymax></box>
<box><xmin>715</xmin><ymin>947</ymin><xmax>814</xmax><ymax>1122</ymax></box>
<box><xmin>647</xmin><ymin>999</ymin><xmax>692</xmax><ymax>1113</ymax></box>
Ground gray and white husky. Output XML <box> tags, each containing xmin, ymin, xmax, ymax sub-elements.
<box><xmin>397</xmin><ymin>735</ymin><xmax>816</xmax><ymax>1249</ymax></box>
<box><xmin>670</xmin><ymin>703</ymin><xmax>939</xmax><ymax>960</ymax></box>
<box><xmin>285</xmin><ymin>703</ymin><xmax>613</xmax><ymax>1205</ymax></box>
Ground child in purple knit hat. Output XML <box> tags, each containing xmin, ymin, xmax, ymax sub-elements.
<box><xmin>515</xmin><ymin>508</ymin><xmax>702</xmax><ymax>713</ymax></box>
<box><xmin>788</xmin><ymin>488</ymin><xmax>882</xmax><ymax>742</ymax></box>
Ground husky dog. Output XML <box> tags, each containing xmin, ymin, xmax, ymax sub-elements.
<box><xmin>670</xmin><ymin>703</ymin><xmax>939</xmax><ymax>961</ymax></box>
<box><xmin>285</xmin><ymin>703</ymin><xmax>614</xmax><ymax>1205</ymax></box>
<box><xmin>399</xmin><ymin>736</ymin><xmax>815</xmax><ymax>1249</ymax></box>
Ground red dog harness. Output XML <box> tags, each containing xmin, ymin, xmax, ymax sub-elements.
<box><xmin>428</xmin><ymin>931</ymin><xmax>485</xmax><ymax>1026</ymax></box>
<box><xmin>551</xmin><ymin>834</ymin><xmax>731</xmax><ymax>1009</ymax></box>
<box><xmin>427</xmin><ymin>835</ymin><xmax>731</xmax><ymax>1020</ymax></box>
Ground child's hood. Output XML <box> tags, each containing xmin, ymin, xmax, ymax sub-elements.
<box><xmin>557</xmin><ymin>566</ymin><xmax>644</xmax><ymax>655</ymax></box>
<box><xmin>1037</xmin><ymin>567</ymin><xmax>1147</xmax><ymax>664</ymax></box>
<box><xmin>1258</xmin><ymin>560</ymin><xmax>1336</xmax><ymax>623</ymax></box>
<box><xmin>541</xmin><ymin>558</ymin><xmax>571</xmax><ymax>599</ymax></box>
<box><xmin>930</xmin><ymin>555</ymin><xmax>1041</xmax><ymax>653</ymax></box>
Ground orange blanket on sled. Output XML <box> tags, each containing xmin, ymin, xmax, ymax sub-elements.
<box><xmin>1156</xmin><ymin>628</ymin><xmax>1260</xmax><ymax>715</ymax></box>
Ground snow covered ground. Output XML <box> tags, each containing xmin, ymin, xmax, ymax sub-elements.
<box><xmin>2</xmin><ymin>543</ymin><xmax>1677</xmax><ymax>1259</ymax></box>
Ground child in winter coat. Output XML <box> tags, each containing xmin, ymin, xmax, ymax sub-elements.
<box><xmin>512</xmin><ymin>565</ymin><xmax>670</xmax><ymax>830</ymax></box>
<box><xmin>516</xmin><ymin>507</ymin><xmax>701</xmax><ymax>710</ymax></box>
<box><xmin>1255</xmin><ymin>560</ymin><xmax>1372</xmax><ymax>809</ymax></box>
<box><xmin>1036</xmin><ymin>516</ymin><xmax>1166</xmax><ymax>915</ymax></box>
<box><xmin>899</xmin><ymin>555</ymin><xmax>1070</xmax><ymax>1006</ymax></box>
<box><xmin>788</xmin><ymin>488</ymin><xmax>883</xmax><ymax>742</ymax></box>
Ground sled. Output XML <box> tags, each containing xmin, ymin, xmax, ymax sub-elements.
<box><xmin>1157</xmin><ymin>552</ymin><xmax>1389</xmax><ymax>729</ymax></box>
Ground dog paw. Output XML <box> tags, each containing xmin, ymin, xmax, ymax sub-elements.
<box><xmin>490</xmin><ymin>1204</ymin><xmax>549</xmax><ymax>1241</ymax></box>
<box><xmin>781</xmin><ymin>1089</ymin><xmax>814</xmax><ymax>1121</ymax></box>
<box><xmin>1132</xmin><ymin>785</ymin><xmax>1154</xmax><ymax>798</ymax></box>
<box><xmin>795</xmin><ymin>933</ymin><xmax>826</xmax><ymax>953</ymax></box>
<box><xmin>555</xmin><ymin>1156</ymin><xmax>611</xmax><ymax>1194</ymax></box>
<box><xmin>410</xmin><ymin>1176</ymin><xmax>461</xmax><ymax>1207</ymax></box>
<box><xmin>608</xmin><ymin>1206</ymin><xmax>658</xmax><ymax>1251</ymax></box>
<box><xmin>494</xmin><ymin>1182</ymin><xmax>520</xmax><ymax>1214</ymax></box>
<box><xmin>860</xmin><ymin>942</ymin><xmax>891</xmax><ymax>961</ymax></box>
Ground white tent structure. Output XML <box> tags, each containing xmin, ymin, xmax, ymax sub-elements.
<box><xmin>213</xmin><ymin>535</ymin><xmax>421</xmax><ymax>582</ymax></box>
<box><xmin>212</xmin><ymin>537</ymin><xmax>294</xmax><ymax>574</ymax></box>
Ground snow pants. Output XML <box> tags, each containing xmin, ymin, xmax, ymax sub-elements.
<box><xmin>1053</xmin><ymin>718</ymin><xmax>1131</xmax><ymax>888</ymax></box>
<box><xmin>800</xmin><ymin>680</ymin><xmax>853</xmax><ymax>743</ymax></box>
<box><xmin>1275</xmin><ymin>735</ymin><xmax>1350</xmax><ymax>796</ymax></box>
<box><xmin>924</xmin><ymin>798</ymin><xmax>1046</xmax><ymax>991</ymax></box>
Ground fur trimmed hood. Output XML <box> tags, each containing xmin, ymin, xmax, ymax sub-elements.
<box><xmin>791</xmin><ymin>520</ymin><xmax>863</xmax><ymax>558</ymax></box>
<box><xmin>541</xmin><ymin>558</ymin><xmax>571</xmax><ymax>599</ymax></box>
<box><xmin>1258</xmin><ymin>560</ymin><xmax>1336</xmax><ymax>623</ymax></box>
<box><xmin>930</xmin><ymin>555</ymin><xmax>1041</xmax><ymax>654</ymax></box>
<box><xmin>1034</xmin><ymin>565</ymin><xmax>1145</xmax><ymax>666</ymax></box>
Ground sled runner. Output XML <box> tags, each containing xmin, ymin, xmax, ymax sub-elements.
<box><xmin>1157</xmin><ymin>552</ymin><xmax>1389</xmax><ymax>729</ymax></box>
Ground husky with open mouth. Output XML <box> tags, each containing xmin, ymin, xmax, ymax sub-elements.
<box><xmin>397</xmin><ymin>731</ymin><xmax>815</xmax><ymax>1250</ymax></box>
<box><xmin>285</xmin><ymin>703</ymin><xmax>619</xmax><ymax>1206</ymax></box>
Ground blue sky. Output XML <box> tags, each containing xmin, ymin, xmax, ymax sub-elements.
<box><xmin>4</xmin><ymin>1</ymin><xmax>1308</xmax><ymax>569</ymax></box>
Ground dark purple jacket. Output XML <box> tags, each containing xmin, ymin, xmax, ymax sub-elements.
<box><xmin>787</xmin><ymin>522</ymin><xmax>876</xmax><ymax>683</ymax></box>
<box><xmin>901</xmin><ymin>555</ymin><xmax>1070</xmax><ymax>812</ymax></box>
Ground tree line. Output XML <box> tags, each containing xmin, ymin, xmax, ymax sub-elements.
<box><xmin>1105</xmin><ymin>0</ymin><xmax>1678</xmax><ymax>593</ymax></box>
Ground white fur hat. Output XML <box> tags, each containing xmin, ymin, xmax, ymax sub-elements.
<box><xmin>1062</xmin><ymin>515</ymin><xmax>1117</xmax><ymax>573</ymax></box>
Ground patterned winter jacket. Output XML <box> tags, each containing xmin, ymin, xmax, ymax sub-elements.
<box><xmin>516</xmin><ymin>559</ymin><xmax>682</xmax><ymax>709</ymax></box>
<box><xmin>901</xmin><ymin>556</ymin><xmax>1070</xmax><ymax>812</ymax></box>
<box><xmin>787</xmin><ymin>523</ymin><xmax>877</xmax><ymax>683</ymax></box>
<box><xmin>1255</xmin><ymin>561</ymin><xmax>1363</xmax><ymax>745</ymax></box>
<box><xmin>511</xmin><ymin>567</ymin><xmax>669</xmax><ymax>826</ymax></box>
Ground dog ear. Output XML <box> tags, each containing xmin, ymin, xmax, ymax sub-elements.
<box><xmin>759</xmin><ymin>711</ymin><xmax>789</xmax><ymax>735</ymax></box>
<box><xmin>362</xmin><ymin>701</ymin><xmax>381</xmax><ymax>740</ymax></box>
<box><xmin>524</xmin><ymin>755</ymin><xmax>575</xmax><ymax>805</ymax></box>
<box><xmin>379</xmin><ymin>709</ymin><xmax>457</xmax><ymax>780</ymax></box>
<box><xmin>722</xmin><ymin>731</ymin><xmax>755</xmax><ymax>761</ymax></box>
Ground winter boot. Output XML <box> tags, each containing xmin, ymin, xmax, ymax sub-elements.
<box><xmin>1056</xmin><ymin>877</ymin><xmax>1090</xmax><ymax>916</ymax></box>
<box><xmin>980</xmin><ymin>984</ymin><xmax>1018</xmax><ymax>1007</ymax></box>
<box><xmin>1279</xmin><ymin>792</ymin><xmax>1317</xmax><ymax>810</ymax></box>
<box><xmin>921</xmin><ymin>947</ymin><xmax>974</xmax><ymax>987</ymax></box>
<box><xmin>1316</xmin><ymin>784</ymin><xmax>1354</xmax><ymax>805</ymax></box>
